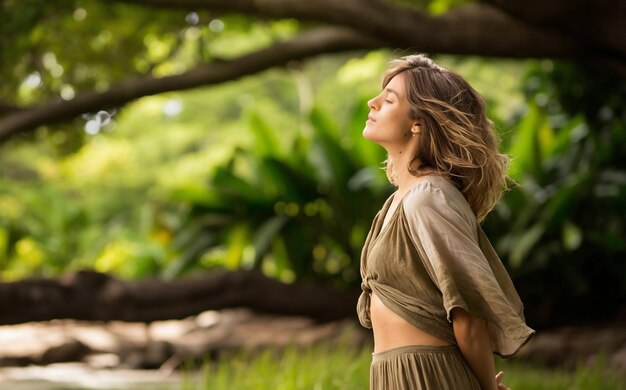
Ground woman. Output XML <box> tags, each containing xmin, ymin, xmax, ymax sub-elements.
<box><xmin>356</xmin><ymin>54</ymin><xmax>535</xmax><ymax>390</ymax></box>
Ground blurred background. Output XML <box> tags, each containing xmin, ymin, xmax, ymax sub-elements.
<box><xmin>1</xmin><ymin>0</ymin><xmax>625</xmax><ymax>388</ymax></box>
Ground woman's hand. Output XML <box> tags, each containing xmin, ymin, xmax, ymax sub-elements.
<box><xmin>496</xmin><ymin>371</ymin><xmax>510</xmax><ymax>390</ymax></box>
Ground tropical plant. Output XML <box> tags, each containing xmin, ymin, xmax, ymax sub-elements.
<box><xmin>166</xmin><ymin>101</ymin><xmax>390</xmax><ymax>287</ymax></box>
<box><xmin>483</xmin><ymin>61</ymin><xmax>626</xmax><ymax>326</ymax></box>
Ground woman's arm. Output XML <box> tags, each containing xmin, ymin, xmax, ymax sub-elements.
<box><xmin>451</xmin><ymin>307</ymin><xmax>504</xmax><ymax>390</ymax></box>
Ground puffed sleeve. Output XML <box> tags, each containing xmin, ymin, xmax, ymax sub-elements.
<box><xmin>403</xmin><ymin>177</ymin><xmax>535</xmax><ymax>357</ymax></box>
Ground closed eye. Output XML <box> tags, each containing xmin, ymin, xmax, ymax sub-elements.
<box><xmin>384</xmin><ymin>99</ymin><xmax>393</xmax><ymax>103</ymax></box>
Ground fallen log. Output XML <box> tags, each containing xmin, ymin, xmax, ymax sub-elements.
<box><xmin>0</xmin><ymin>270</ymin><xmax>360</xmax><ymax>325</ymax></box>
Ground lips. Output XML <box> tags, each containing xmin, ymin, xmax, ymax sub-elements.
<box><xmin>367</xmin><ymin>115</ymin><xmax>376</xmax><ymax>122</ymax></box>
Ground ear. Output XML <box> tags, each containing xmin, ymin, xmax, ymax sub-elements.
<box><xmin>411</xmin><ymin>122</ymin><xmax>421</xmax><ymax>135</ymax></box>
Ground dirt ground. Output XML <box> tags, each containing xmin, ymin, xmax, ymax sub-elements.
<box><xmin>0</xmin><ymin>309</ymin><xmax>624</xmax><ymax>388</ymax></box>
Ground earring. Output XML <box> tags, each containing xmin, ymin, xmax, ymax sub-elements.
<box><xmin>411</xmin><ymin>124</ymin><xmax>421</xmax><ymax>136</ymax></box>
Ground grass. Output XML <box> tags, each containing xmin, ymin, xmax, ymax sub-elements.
<box><xmin>496</xmin><ymin>355</ymin><xmax>625</xmax><ymax>390</ymax></box>
<box><xmin>180</xmin><ymin>342</ymin><xmax>626</xmax><ymax>390</ymax></box>
<box><xmin>181</xmin><ymin>343</ymin><xmax>371</xmax><ymax>390</ymax></box>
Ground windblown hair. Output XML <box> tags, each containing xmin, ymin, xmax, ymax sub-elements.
<box><xmin>383</xmin><ymin>54</ymin><xmax>510</xmax><ymax>223</ymax></box>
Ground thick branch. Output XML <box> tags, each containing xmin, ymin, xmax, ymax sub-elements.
<box><xmin>0</xmin><ymin>27</ymin><xmax>382</xmax><ymax>142</ymax></box>
<box><xmin>121</xmin><ymin>0</ymin><xmax>582</xmax><ymax>58</ymax></box>
<box><xmin>0</xmin><ymin>103</ymin><xmax>23</xmax><ymax>115</ymax></box>
<box><xmin>121</xmin><ymin>0</ymin><xmax>626</xmax><ymax>76</ymax></box>
<box><xmin>484</xmin><ymin>0</ymin><xmax>626</xmax><ymax>58</ymax></box>
<box><xmin>3</xmin><ymin>0</ymin><xmax>625</xmax><ymax>141</ymax></box>
<box><xmin>0</xmin><ymin>270</ymin><xmax>360</xmax><ymax>325</ymax></box>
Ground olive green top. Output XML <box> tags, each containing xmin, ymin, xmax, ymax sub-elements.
<box><xmin>357</xmin><ymin>175</ymin><xmax>535</xmax><ymax>357</ymax></box>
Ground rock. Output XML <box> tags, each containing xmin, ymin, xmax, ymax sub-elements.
<box><xmin>0</xmin><ymin>356</ymin><xmax>36</xmax><ymax>367</ymax></box>
<box><xmin>144</xmin><ymin>341</ymin><xmax>174</xmax><ymax>369</ymax></box>
<box><xmin>122</xmin><ymin>341</ymin><xmax>174</xmax><ymax>369</ymax></box>
<box><xmin>520</xmin><ymin>323</ymin><xmax>626</xmax><ymax>373</ymax></box>
<box><xmin>39</xmin><ymin>339</ymin><xmax>92</xmax><ymax>365</ymax></box>
<box><xmin>1</xmin><ymin>311</ymin><xmax>624</xmax><ymax>377</ymax></box>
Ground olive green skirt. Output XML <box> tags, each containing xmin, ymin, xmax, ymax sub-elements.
<box><xmin>370</xmin><ymin>345</ymin><xmax>481</xmax><ymax>390</ymax></box>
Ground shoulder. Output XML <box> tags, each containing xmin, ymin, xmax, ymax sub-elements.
<box><xmin>402</xmin><ymin>175</ymin><xmax>476</xmax><ymax>224</ymax></box>
<box><xmin>402</xmin><ymin>175</ymin><xmax>464</xmax><ymax>208</ymax></box>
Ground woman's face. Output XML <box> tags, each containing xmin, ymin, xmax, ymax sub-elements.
<box><xmin>363</xmin><ymin>73</ymin><xmax>416</xmax><ymax>147</ymax></box>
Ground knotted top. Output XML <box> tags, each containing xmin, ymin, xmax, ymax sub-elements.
<box><xmin>356</xmin><ymin>175</ymin><xmax>534</xmax><ymax>357</ymax></box>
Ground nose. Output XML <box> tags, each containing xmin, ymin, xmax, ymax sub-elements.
<box><xmin>368</xmin><ymin>95</ymin><xmax>379</xmax><ymax>111</ymax></box>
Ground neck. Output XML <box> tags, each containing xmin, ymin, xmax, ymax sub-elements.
<box><xmin>386</xmin><ymin>139</ymin><xmax>421</xmax><ymax>194</ymax></box>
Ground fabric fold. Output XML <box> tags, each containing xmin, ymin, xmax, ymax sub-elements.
<box><xmin>357</xmin><ymin>174</ymin><xmax>535</xmax><ymax>357</ymax></box>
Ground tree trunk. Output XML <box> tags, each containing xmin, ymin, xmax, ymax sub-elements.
<box><xmin>0</xmin><ymin>270</ymin><xmax>361</xmax><ymax>325</ymax></box>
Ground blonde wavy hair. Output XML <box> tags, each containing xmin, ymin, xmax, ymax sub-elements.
<box><xmin>383</xmin><ymin>54</ymin><xmax>510</xmax><ymax>223</ymax></box>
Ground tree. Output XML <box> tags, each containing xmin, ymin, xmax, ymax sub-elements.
<box><xmin>1</xmin><ymin>0</ymin><xmax>625</xmax><ymax>141</ymax></box>
<box><xmin>1</xmin><ymin>0</ymin><xmax>625</xmax><ymax>329</ymax></box>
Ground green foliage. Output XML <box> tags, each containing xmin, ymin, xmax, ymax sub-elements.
<box><xmin>0</xmin><ymin>183</ymin><xmax>85</xmax><ymax>276</ymax></box>
<box><xmin>4</xmin><ymin>0</ymin><xmax>179</xmax><ymax>104</ymax></box>
<box><xmin>1</xmin><ymin>0</ymin><xmax>300</xmax><ymax>148</ymax></box>
<box><xmin>427</xmin><ymin>0</ymin><xmax>474</xmax><ymax>15</ymax></box>
<box><xmin>0</xmin><ymin>48</ymin><xmax>390</xmax><ymax>281</ymax></box>
<box><xmin>185</xmin><ymin>343</ymin><xmax>372</xmax><ymax>390</ymax></box>
<box><xmin>181</xmin><ymin>343</ymin><xmax>625</xmax><ymax>390</ymax></box>
<box><xmin>498</xmin><ymin>355</ymin><xmax>626</xmax><ymax>390</ymax></box>
<box><xmin>3</xmin><ymin>1</ymin><xmax>624</xmax><ymax>327</ymax></box>
<box><xmin>166</xmin><ymin>102</ymin><xmax>389</xmax><ymax>285</ymax></box>
<box><xmin>159</xmin><ymin>56</ymin><xmax>531</xmax><ymax>290</ymax></box>
<box><xmin>483</xmin><ymin>60</ymin><xmax>626</xmax><ymax>325</ymax></box>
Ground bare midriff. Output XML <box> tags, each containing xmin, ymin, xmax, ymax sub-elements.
<box><xmin>370</xmin><ymin>292</ymin><xmax>452</xmax><ymax>353</ymax></box>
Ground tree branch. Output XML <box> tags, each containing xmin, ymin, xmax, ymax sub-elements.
<box><xmin>121</xmin><ymin>0</ymin><xmax>626</xmax><ymax>76</ymax></box>
<box><xmin>120</xmin><ymin>0</ymin><xmax>582</xmax><ymax>58</ymax></box>
<box><xmin>0</xmin><ymin>27</ymin><xmax>382</xmax><ymax>142</ymax></box>
<box><xmin>0</xmin><ymin>269</ymin><xmax>360</xmax><ymax>325</ymax></box>
<box><xmin>2</xmin><ymin>0</ymin><xmax>625</xmax><ymax>141</ymax></box>
<box><xmin>483</xmin><ymin>0</ymin><xmax>626</xmax><ymax>59</ymax></box>
<box><xmin>0</xmin><ymin>103</ymin><xmax>24</xmax><ymax>115</ymax></box>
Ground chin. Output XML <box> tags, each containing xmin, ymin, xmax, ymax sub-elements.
<box><xmin>363</xmin><ymin>128</ymin><xmax>386</xmax><ymax>147</ymax></box>
<box><xmin>362</xmin><ymin>126</ymin><xmax>378</xmax><ymax>142</ymax></box>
